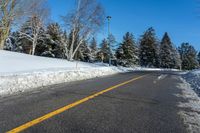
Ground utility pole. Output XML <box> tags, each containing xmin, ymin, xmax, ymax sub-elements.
<box><xmin>107</xmin><ymin>16</ymin><xmax>112</xmax><ymax>66</ymax></box>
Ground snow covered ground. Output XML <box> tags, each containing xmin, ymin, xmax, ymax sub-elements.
<box><xmin>0</xmin><ymin>50</ymin><xmax>180</xmax><ymax>97</ymax></box>
<box><xmin>182</xmin><ymin>70</ymin><xmax>200</xmax><ymax>96</ymax></box>
<box><xmin>177</xmin><ymin>70</ymin><xmax>200</xmax><ymax>132</ymax></box>
<box><xmin>177</xmin><ymin>78</ymin><xmax>200</xmax><ymax>133</ymax></box>
<box><xmin>0</xmin><ymin>50</ymin><xmax>135</xmax><ymax>96</ymax></box>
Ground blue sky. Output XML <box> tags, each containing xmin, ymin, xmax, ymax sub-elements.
<box><xmin>48</xmin><ymin>0</ymin><xmax>200</xmax><ymax>51</ymax></box>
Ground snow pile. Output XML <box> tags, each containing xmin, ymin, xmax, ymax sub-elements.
<box><xmin>0</xmin><ymin>67</ymin><xmax>125</xmax><ymax>96</ymax></box>
<box><xmin>182</xmin><ymin>70</ymin><xmax>200</xmax><ymax>96</ymax></box>
<box><xmin>0</xmin><ymin>50</ymin><xmax>132</xmax><ymax>96</ymax></box>
<box><xmin>0</xmin><ymin>50</ymin><xmax>180</xmax><ymax>96</ymax></box>
<box><xmin>0</xmin><ymin>50</ymin><xmax>111</xmax><ymax>74</ymax></box>
<box><xmin>177</xmin><ymin>78</ymin><xmax>200</xmax><ymax>133</ymax></box>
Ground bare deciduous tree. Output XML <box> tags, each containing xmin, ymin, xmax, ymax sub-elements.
<box><xmin>18</xmin><ymin>0</ymin><xmax>50</xmax><ymax>55</ymax></box>
<box><xmin>62</xmin><ymin>0</ymin><xmax>105</xmax><ymax>60</ymax></box>
<box><xmin>19</xmin><ymin>16</ymin><xmax>44</xmax><ymax>55</ymax></box>
<box><xmin>0</xmin><ymin>0</ymin><xmax>30</xmax><ymax>49</ymax></box>
<box><xmin>0</xmin><ymin>0</ymin><xmax>16</xmax><ymax>49</ymax></box>
<box><xmin>0</xmin><ymin>0</ymin><xmax>49</xmax><ymax>50</ymax></box>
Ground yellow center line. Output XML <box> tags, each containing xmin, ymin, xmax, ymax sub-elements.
<box><xmin>7</xmin><ymin>75</ymin><xmax>147</xmax><ymax>133</ymax></box>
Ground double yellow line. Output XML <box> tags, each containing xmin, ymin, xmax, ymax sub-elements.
<box><xmin>7</xmin><ymin>75</ymin><xmax>146</xmax><ymax>133</ymax></box>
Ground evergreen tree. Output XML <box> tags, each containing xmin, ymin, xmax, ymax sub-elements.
<box><xmin>198</xmin><ymin>52</ymin><xmax>200</xmax><ymax>65</ymax></box>
<box><xmin>97</xmin><ymin>39</ymin><xmax>110</xmax><ymax>63</ymax></box>
<box><xmin>178</xmin><ymin>43</ymin><xmax>199</xmax><ymax>70</ymax></box>
<box><xmin>42</xmin><ymin>23</ymin><xmax>65</xmax><ymax>58</ymax></box>
<box><xmin>90</xmin><ymin>37</ymin><xmax>98</xmax><ymax>62</ymax></box>
<box><xmin>116</xmin><ymin>32</ymin><xmax>139</xmax><ymax>67</ymax></box>
<box><xmin>46</xmin><ymin>23</ymin><xmax>63</xmax><ymax>41</ymax></box>
<box><xmin>173</xmin><ymin>48</ymin><xmax>182</xmax><ymax>69</ymax></box>
<box><xmin>107</xmin><ymin>34</ymin><xmax>116</xmax><ymax>61</ymax></box>
<box><xmin>160</xmin><ymin>32</ymin><xmax>176</xmax><ymax>68</ymax></box>
<box><xmin>4</xmin><ymin>32</ymin><xmax>18</xmax><ymax>51</ymax></box>
<box><xmin>139</xmin><ymin>27</ymin><xmax>159</xmax><ymax>67</ymax></box>
<box><xmin>74</xmin><ymin>40</ymin><xmax>91</xmax><ymax>62</ymax></box>
<box><xmin>11</xmin><ymin>31</ymin><xmax>26</xmax><ymax>53</ymax></box>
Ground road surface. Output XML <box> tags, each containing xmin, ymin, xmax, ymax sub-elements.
<box><xmin>0</xmin><ymin>71</ymin><xmax>188</xmax><ymax>133</ymax></box>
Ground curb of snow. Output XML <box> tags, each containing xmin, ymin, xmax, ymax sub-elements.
<box><xmin>0</xmin><ymin>63</ymin><xmax>180</xmax><ymax>97</ymax></box>
<box><xmin>0</xmin><ymin>67</ymin><xmax>128</xmax><ymax>97</ymax></box>
<box><xmin>177</xmin><ymin>77</ymin><xmax>200</xmax><ymax>133</ymax></box>
<box><xmin>182</xmin><ymin>70</ymin><xmax>200</xmax><ymax>96</ymax></box>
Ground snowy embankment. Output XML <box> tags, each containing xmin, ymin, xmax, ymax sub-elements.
<box><xmin>0</xmin><ymin>50</ymin><xmax>179</xmax><ymax>96</ymax></box>
<box><xmin>0</xmin><ymin>50</ymin><xmax>131</xmax><ymax>96</ymax></box>
<box><xmin>177</xmin><ymin>70</ymin><xmax>200</xmax><ymax>132</ymax></box>
<box><xmin>182</xmin><ymin>70</ymin><xmax>200</xmax><ymax>96</ymax></box>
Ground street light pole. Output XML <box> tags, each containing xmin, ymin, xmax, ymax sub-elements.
<box><xmin>107</xmin><ymin>16</ymin><xmax>111</xmax><ymax>35</ymax></box>
<box><xmin>107</xmin><ymin>16</ymin><xmax>112</xmax><ymax>66</ymax></box>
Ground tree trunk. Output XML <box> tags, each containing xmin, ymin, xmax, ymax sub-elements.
<box><xmin>0</xmin><ymin>39</ymin><xmax>5</xmax><ymax>50</ymax></box>
<box><xmin>29</xmin><ymin>48</ymin><xmax>32</xmax><ymax>55</ymax></box>
<box><xmin>68</xmin><ymin>49</ymin><xmax>73</xmax><ymax>61</ymax></box>
<box><xmin>32</xmin><ymin>40</ymin><xmax>36</xmax><ymax>55</ymax></box>
<box><xmin>32</xmin><ymin>44</ymin><xmax>36</xmax><ymax>55</ymax></box>
<box><xmin>72</xmin><ymin>39</ymin><xmax>83</xmax><ymax>59</ymax></box>
<box><xmin>68</xmin><ymin>40</ymin><xmax>75</xmax><ymax>61</ymax></box>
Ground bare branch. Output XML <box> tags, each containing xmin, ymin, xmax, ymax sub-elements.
<box><xmin>0</xmin><ymin>0</ymin><xmax>50</xmax><ymax>50</ymax></box>
<box><xmin>62</xmin><ymin>0</ymin><xmax>105</xmax><ymax>60</ymax></box>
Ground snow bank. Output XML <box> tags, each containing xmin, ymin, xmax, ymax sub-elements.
<box><xmin>178</xmin><ymin>70</ymin><xmax>200</xmax><ymax>132</ymax></box>
<box><xmin>0</xmin><ymin>50</ymin><xmax>132</xmax><ymax>96</ymax></box>
<box><xmin>0</xmin><ymin>50</ymin><xmax>180</xmax><ymax>96</ymax></box>
<box><xmin>0</xmin><ymin>50</ymin><xmax>109</xmax><ymax>74</ymax></box>
<box><xmin>177</xmin><ymin>78</ymin><xmax>200</xmax><ymax>133</ymax></box>
<box><xmin>0</xmin><ymin>67</ymin><xmax>126</xmax><ymax>96</ymax></box>
<box><xmin>182</xmin><ymin>70</ymin><xmax>200</xmax><ymax>96</ymax></box>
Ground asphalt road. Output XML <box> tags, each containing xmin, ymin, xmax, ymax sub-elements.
<box><xmin>0</xmin><ymin>71</ymin><xmax>188</xmax><ymax>133</ymax></box>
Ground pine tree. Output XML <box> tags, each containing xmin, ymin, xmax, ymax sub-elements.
<box><xmin>90</xmin><ymin>37</ymin><xmax>98</xmax><ymax>62</ymax></box>
<box><xmin>43</xmin><ymin>23</ymin><xmax>64</xmax><ymax>58</ymax></box>
<box><xmin>198</xmin><ymin>52</ymin><xmax>200</xmax><ymax>65</ymax></box>
<box><xmin>178</xmin><ymin>43</ymin><xmax>199</xmax><ymax>70</ymax></box>
<box><xmin>74</xmin><ymin>40</ymin><xmax>91</xmax><ymax>62</ymax></box>
<box><xmin>97</xmin><ymin>39</ymin><xmax>110</xmax><ymax>63</ymax></box>
<box><xmin>4</xmin><ymin>32</ymin><xmax>17</xmax><ymax>51</ymax></box>
<box><xmin>139</xmin><ymin>27</ymin><xmax>159</xmax><ymax>67</ymax></box>
<box><xmin>116</xmin><ymin>32</ymin><xmax>139</xmax><ymax>67</ymax></box>
<box><xmin>160</xmin><ymin>32</ymin><xmax>176</xmax><ymax>68</ymax></box>
<box><xmin>107</xmin><ymin>34</ymin><xmax>116</xmax><ymax>61</ymax></box>
<box><xmin>46</xmin><ymin>23</ymin><xmax>63</xmax><ymax>41</ymax></box>
<box><xmin>173</xmin><ymin>48</ymin><xmax>182</xmax><ymax>69</ymax></box>
<box><xmin>11</xmin><ymin>31</ymin><xmax>25</xmax><ymax>53</ymax></box>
